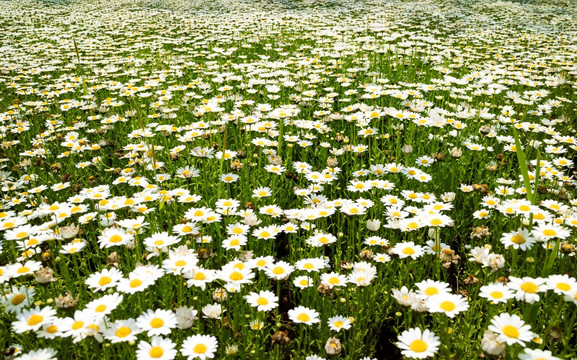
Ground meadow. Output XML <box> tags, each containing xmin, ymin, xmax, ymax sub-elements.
<box><xmin>1</xmin><ymin>0</ymin><xmax>577</xmax><ymax>358</ymax></box>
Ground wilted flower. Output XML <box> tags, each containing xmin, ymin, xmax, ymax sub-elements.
<box><xmin>35</xmin><ymin>267</ymin><xmax>56</xmax><ymax>284</ymax></box>
<box><xmin>450</xmin><ymin>146</ymin><xmax>462</xmax><ymax>158</ymax></box>
<box><xmin>54</xmin><ymin>292</ymin><xmax>78</xmax><ymax>309</ymax></box>
<box><xmin>59</xmin><ymin>224</ymin><xmax>79</xmax><ymax>239</ymax></box>
<box><xmin>325</xmin><ymin>337</ymin><xmax>342</xmax><ymax>356</ymax></box>
<box><xmin>366</xmin><ymin>219</ymin><xmax>381</xmax><ymax>231</ymax></box>
<box><xmin>481</xmin><ymin>330</ymin><xmax>506</xmax><ymax>356</ymax></box>
<box><xmin>175</xmin><ymin>306</ymin><xmax>198</xmax><ymax>329</ymax></box>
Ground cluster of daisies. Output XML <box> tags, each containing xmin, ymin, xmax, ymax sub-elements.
<box><xmin>1</xmin><ymin>0</ymin><xmax>577</xmax><ymax>358</ymax></box>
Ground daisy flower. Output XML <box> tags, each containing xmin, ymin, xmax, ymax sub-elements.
<box><xmin>546</xmin><ymin>274</ymin><xmax>577</xmax><ymax>296</ymax></box>
<box><xmin>500</xmin><ymin>228</ymin><xmax>535</xmax><ymax>250</ymax></box>
<box><xmin>518</xmin><ymin>348</ymin><xmax>561</xmax><ymax>360</ymax></box>
<box><xmin>185</xmin><ymin>267</ymin><xmax>216</xmax><ymax>290</ymax></box>
<box><xmin>173</xmin><ymin>223</ymin><xmax>200</xmax><ymax>236</ymax></box>
<box><xmin>144</xmin><ymin>232</ymin><xmax>181</xmax><ymax>251</ymax></box>
<box><xmin>1</xmin><ymin>285</ymin><xmax>34</xmax><ymax>314</ymax></box>
<box><xmin>327</xmin><ymin>315</ymin><xmax>352</xmax><ymax>332</ymax></box>
<box><xmin>117</xmin><ymin>274</ymin><xmax>155</xmax><ymax>294</ymax></box>
<box><xmin>85</xmin><ymin>267</ymin><xmax>123</xmax><ymax>292</ymax></box>
<box><xmin>245</xmin><ymin>290</ymin><xmax>279</xmax><ymax>312</ymax></box>
<box><xmin>488</xmin><ymin>313</ymin><xmax>534</xmax><ymax>346</ymax></box>
<box><xmin>136</xmin><ymin>336</ymin><xmax>178</xmax><ymax>360</ymax></box>
<box><xmin>532</xmin><ymin>222</ymin><xmax>571</xmax><ymax>242</ymax></box>
<box><xmin>8</xmin><ymin>260</ymin><xmax>42</xmax><ymax>278</ymax></box>
<box><xmin>252</xmin><ymin>225</ymin><xmax>278</xmax><ymax>240</ymax></box>
<box><xmin>415</xmin><ymin>280</ymin><xmax>451</xmax><ymax>299</ymax></box>
<box><xmin>60</xmin><ymin>310</ymin><xmax>97</xmax><ymax>343</ymax></box>
<box><xmin>97</xmin><ymin>227</ymin><xmax>134</xmax><ymax>249</ymax></box>
<box><xmin>85</xmin><ymin>293</ymin><xmax>123</xmax><ymax>317</ymax></box>
<box><xmin>14</xmin><ymin>347</ymin><xmax>57</xmax><ymax>360</ymax></box>
<box><xmin>264</xmin><ymin>261</ymin><xmax>294</xmax><ymax>281</ymax></box>
<box><xmin>103</xmin><ymin>319</ymin><xmax>142</xmax><ymax>343</ymax></box>
<box><xmin>247</xmin><ymin>256</ymin><xmax>275</xmax><ymax>270</ymax></box>
<box><xmin>374</xmin><ymin>253</ymin><xmax>391</xmax><ymax>263</ymax></box>
<box><xmin>162</xmin><ymin>253</ymin><xmax>198</xmax><ymax>274</ymax></box>
<box><xmin>293</xmin><ymin>275</ymin><xmax>314</xmax><ymax>289</ymax></box>
<box><xmin>181</xmin><ymin>334</ymin><xmax>218</xmax><ymax>360</ymax></box>
<box><xmin>252</xmin><ymin>187</ymin><xmax>272</xmax><ymax>198</ymax></box>
<box><xmin>507</xmin><ymin>276</ymin><xmax>546</xmax><ymax>304</ymax></box>
<box><xmin>320</xmin><ymin>272</ymin><xmax>348</xmax><ymax>288</ymax></box>
<box><xmin>426</xmin><ymin>293</ymin><xmax>469</xmax><ymax>318</ymax></box>
<box><xmin>479</xmin><ymin>283</ymin><xmax>515</xmax><ymax>304</ymax></box>
<box><xmin>13</xmin><ymin>306</ymin><xmax>57</xmax><ymax>333</ymax></box>
<box><xmin>288</xmin><ymin>306</ymin><xmax>320</xmax><ymax>325</ymax></box>
<box><xmin>226</xmin><ymin>223</ymin><xmax>249</xmax><ymax>236</ymax></box>
<box><xmin>295</xmin><ymin>257</ymin><xmax>329</xmax><ymax>272</ymax></box>
<box><xmin>391</xmin><ymin>242</ymin><xmax>425</xmax><ymax>259</ymax></box>
<box><xmin>396</xmin><ymin>328</ymin><xmax>440</xmax><ymax>359</ymax></box>
<box><xmin>306</xmin><ymin>232</ymin><xmax>337</xmax><ymax>247</ymax></box>
<box><xmin>136</xmin><ymin>308</ymin><xmax>178</xmax><ymax>337</ymax></box>
<box><xmin>220</xmin><ymin>173</ymin><xmax>239</xmax><ymax>183</ymax></box>
<box><xmin>218</xmin><ymin>264</ymin><xmax>254</xmax><ymax>285</ymax></box>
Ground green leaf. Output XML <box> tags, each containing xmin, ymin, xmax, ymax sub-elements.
<box><xmin>512</xmin><ymin>127</ymin><xmax>533</xmax><ymax>204</ymax></box>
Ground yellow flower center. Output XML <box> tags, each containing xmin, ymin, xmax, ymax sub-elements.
<box><xmin>272</xmin><ymin>267</ymin><xmax>284</xmax><ymax>275</ymax></box>
<box><xmin>521</xmin><ymin>282</ymin><xmax>538</xmax><ymax>293</ymax></box>
<box><xmin>297</xmin><ymin>313</ymin><xmax>310</xmax><ymax>322</ymax></box>
<box><xmin>27</xmin><ymin>314</ymin><xmax>43</xmax><ymax>326</ymax></box>
<box><xmin>256</xmin><ymin>297</ymin><xmax>268</xmax><ymax>306</ymax></box>
<box><xmin>409</xmin><ymin>339</ymin><xmax>428</xmax><ymax>353</ymax></box>
<box><xmin>424</xmin><ymin>287</ymin><xmax>438</xmax><ymax>296</ymax></box>
<box><xmin>543</xmin><ymin>229</ymin><xmax>557</xmax><ymax>236</ymax></box>
<box><xmin>229</xmin><ymin>271</ymin><xmax>244</xmax><ymax>281</ymax></box>
<box><xmin>511</xmin><ymin>234</ymin><xmax>526</xmax><ymax>244</ymax></box>
<box><xmin>17</xmin><ymin>267</ymin><xmax>30</xmax><ymax>274</ymax></box>
<box><xmin>129</xmin><ymin>279</ymin><xmax>143</xmax><ymax>288</ymax></box>
<box><xmin>490</xmin><ymin>291</ymin><xmax>503</xmax><ymax>299</ymax></box>
<box><xmin>501</xmin><ymin>325</ymin><xmax>519</xmax><ymax>338</ymax></box>
<box><xmin>556</xmin><ymin>283</ymin><xmax>571</xmax><ymax>291</ymax></box>
<box><xmin>46</xmin><ymin>325</ymin><xmax>58</xmax><ymax>333</ymax></box>
<box><xmin>194</xmin><ymin>344</ymin><xmax>207</xmax><ymax>354</ymax></box>
<box><xmin>440</xmin><ymin>301</ymin><xmax>456</xmax><ymax>312</ymax></box>
<box><xmin>150</xmin><ymin>318</ymin><xmax>164</xmax><ymax>328</ymax></box>
<box><xmin>98</xmin><ymin>276</ymin><xmax>112</xmax><ymax>286</ymax></box>
<box><xmin>115</xmin><ymin>326</ymin><xmax>131</xmax><ymax>338</ymax></box>
<box><xmin>150</xmin><ymin>347</ymin><xmax>164</xmax><ymax>358</ymax></box>
<box><xmin>72</xmin><ymin>321</ymin><xmax>84</xmax><ymax>330</ymax></box>
<box><xmin>109</xmin><ymin>235</ymin><xmax>123</xmax><ymax>243</ymax></box>
<box><xmin>175</xmin><ymin>260</ymin><xmax>186</xmax><ymax>267</ymax></box>
<box><xmin>194</xmin><ymin>272</ymin><xmax>206</xmax><ymax>280</ymax></box>
<box><xmin>11</xmin><ymin>294</ymin><xmax>26</xmax><ymax>305</ymax></box>
<box><xmin>402</xmin><ymin>247</ymin><xmax>415</xmax><ymax>255</ymax></box>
